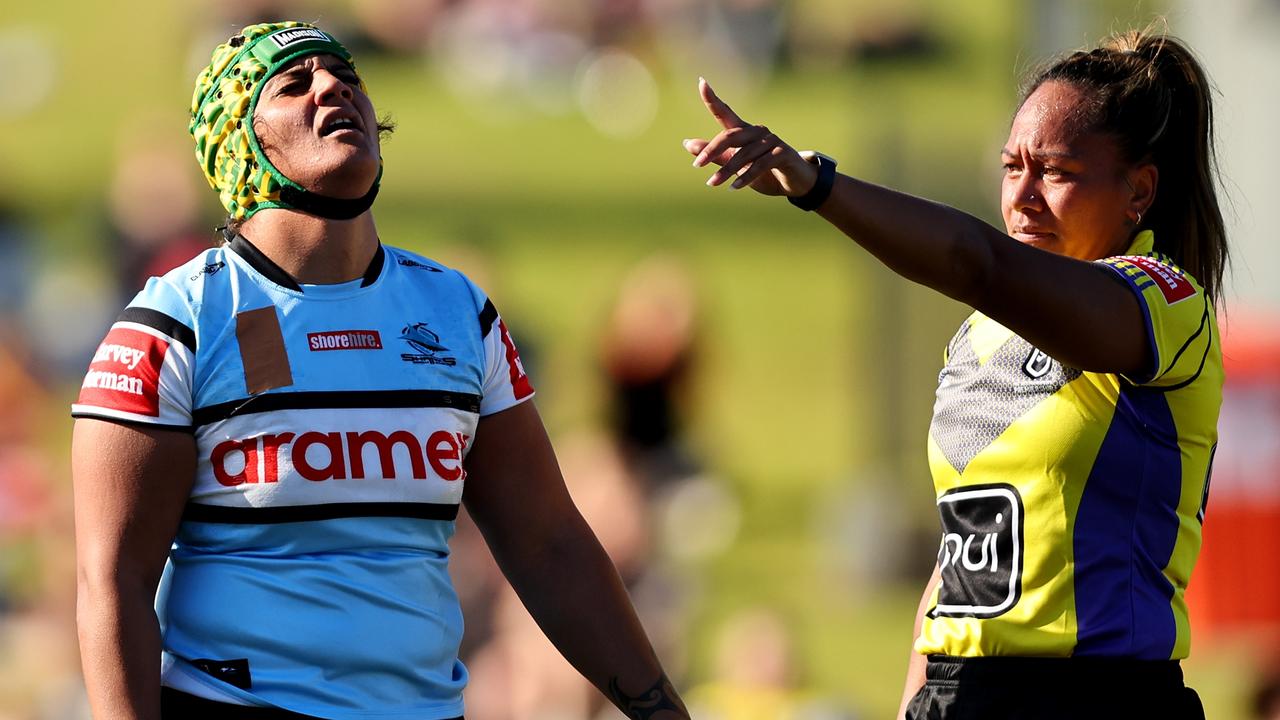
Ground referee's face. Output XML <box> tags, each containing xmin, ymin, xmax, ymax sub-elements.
<box><xmin>1000</xmin><ymin>80</ymin><xmax>1152</xmax><ymax>261</ymax></box>
<box><xmin>252</xmin><ymin>53</ymin><xmax>381</xmax><ymax>199</ymax></box>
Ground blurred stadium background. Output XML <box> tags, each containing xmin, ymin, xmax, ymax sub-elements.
<box><xmin>1</xmin><ymin>0</ymin><xmax>1278</xmax><ymax>717</ymax></box>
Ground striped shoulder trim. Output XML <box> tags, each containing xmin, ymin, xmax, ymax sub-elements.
<box><xmin>479</xmin><ymin>299</ymin><xmax>498</xmax><ymax>339</ymax></box>
<box><xmin>69</xmin><ymin>412</ymin><xmax>195</xmax><ymax>433</ymax></box>
<box><xmin>192</xmin><ymin>389</ymin><xmax>482</xmax><ymax>426</ymax></box>
<box><xmin>119</xmin><ymin>307</ymin><xmax>196</xmax><ymax>351</ymax></box>
<box><xmin>182</xmin><ymin>502</ymin><xmax>460</xmax><ymax>524</ymax></box>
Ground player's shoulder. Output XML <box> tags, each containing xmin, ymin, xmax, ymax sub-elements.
<box><xmin>1097</xmin><ymin>231</ymin><xmax>1206</xmax><ymax>307</ymax></box>
<box><xmin>383</xmin><ymin>245</ymin><xmax>487</xmax><ymax>305</ymax></box>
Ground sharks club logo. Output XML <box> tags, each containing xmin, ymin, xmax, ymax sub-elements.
<box><xmin>399</xmin><ymin>322</ymin><xmax>457</xmax><ymax>366</ymax></box>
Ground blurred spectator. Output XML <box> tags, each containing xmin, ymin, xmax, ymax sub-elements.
<box><xmin>352</xmin><ymin>0</ymin><xmax>452</xmax><ymax>54</ymax></box>
<box><xmin>600</xmin><ymin>254</ymin><xmax>701</xmax><ymax>488</ymax></box>
<box><xmin>1256</xmin><ymin>669</ymin><xmax>1280</xmax><ymax>720</ymax></box>
<box><xmin>105</xmin><ymin>119</ymin><xmax>212</xmax><ymax>300</ymax></box>
<box><xmin>686</xmin><ymin>607</ymin><xmax>858</xmax><ymax>720</ymax></box>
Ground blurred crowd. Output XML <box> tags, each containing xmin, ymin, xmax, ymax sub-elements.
<box><xmin>2</xmin><ymin>0</ymin><xmax>1279</xmax><ymax>718</ymax></box>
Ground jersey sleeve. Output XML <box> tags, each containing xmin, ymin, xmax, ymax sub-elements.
<box><xmin>476</xmin><ymin>297</ymin><xmax>535</xmax><ymax>416</ymax></box>
<box><xmin>71</xmin><ymin>277</ymin><xmax>197</xmax><ymax>429</ymax></box>
<box><xmin>1097</xmin><ymin>254</ymin><xmax>1213</xmax><ymax>388</ymax></box>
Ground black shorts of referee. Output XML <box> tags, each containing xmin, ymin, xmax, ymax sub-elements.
<box><xmin>904</xmin><ymin>655</ymin><xmax>1206</xmax><ymax>720</ymax></box>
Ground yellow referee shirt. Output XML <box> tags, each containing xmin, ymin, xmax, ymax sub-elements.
<box><xmin>917</xmin><ymin>230</ymin><xmax>1222</xmax><ymax>660</ymax></box>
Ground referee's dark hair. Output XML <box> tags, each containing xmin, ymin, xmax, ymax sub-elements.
<box><xmin>1022</xmin><ymin>26</ymin><xmax>1229</xmax><ymax>302</ymax></box>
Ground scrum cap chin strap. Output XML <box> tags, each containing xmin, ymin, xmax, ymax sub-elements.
<box><xmin>189</xmin><ymin>22</ymin><xmax>381</xmax><ymax>221</ymax></box>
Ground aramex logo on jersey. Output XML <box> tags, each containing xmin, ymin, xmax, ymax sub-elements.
<box><xmin>211</xmin><ymin>428</ymin><xmax>471</xmax><ymax>486</ymax></box>
<box><xmin>1119</xmin><ymin>255</ymin><xmax>1196</xmax><ymax>305</ymax></box>
<box><xmin>307</xmin><ymin>330</ymin><xmax>382</xmax><ymax>352</ymax></box>
<box><xmin>77</xmin><ymin>327</ymin><xmax>169</xmax><ymax>417</ymax></box>
<box><xmin>931</xmin><ymin>484</ymin><xmax>1024</xmax><ymax>619</ymax></box>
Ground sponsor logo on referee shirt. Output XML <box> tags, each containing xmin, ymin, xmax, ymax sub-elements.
<box><xmin>1116</xmin><ymin>255</ymin><xmax>1196</xmax><ymax>305</ymax></box>
<box><xmin>307</xmin><ymin>330</ymin><xmax>383</xmax><ymax>352</ymax></box>
<box><xmin>931</xmin><ymin>483</ymin><xmax>1024</xmax><ymax>619</ymax></box>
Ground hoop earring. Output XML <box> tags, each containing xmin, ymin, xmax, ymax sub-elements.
<box><xmin>1135</xmin><ymin>210</ymin><xmax>1143</xmax><ymax>226</ymax></box>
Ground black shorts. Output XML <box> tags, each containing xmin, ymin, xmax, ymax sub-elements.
<box><xmin>160</xmin><ymin>688</ymin><xmax>464</xmax><ymax>720</ymax></box>
<box><xmin>903</xmin><ymin>655</ymin><xmax>1206</xmax><ymax>720</ymax></box>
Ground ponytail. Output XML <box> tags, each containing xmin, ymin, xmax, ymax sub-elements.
<box><xmin>1023</xmin><ymin>27</ymin><xmax>1228</xmax><ymax>301</ymax></box>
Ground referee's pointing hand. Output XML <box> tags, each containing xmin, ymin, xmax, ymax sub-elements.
<box><xmin>683</xmin><ymin>77</ymin><xmax>817</xmax><ymax>197</ymax></box>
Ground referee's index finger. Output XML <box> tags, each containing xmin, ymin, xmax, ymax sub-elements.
<box><xmin>699</xmin><ymin>77</ymin><xmax>747</xmax><ymax>129</ymax></box>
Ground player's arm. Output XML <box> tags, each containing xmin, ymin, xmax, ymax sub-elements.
<box><xmin>73</xmin><ymin>419</ymin><xmax>196</xmax><ymax>720</ymax></box>
<box><xmin>897</xmin><ymin>562</ymin><xmax>942</xmax><ymax>720</ymax></box>
<box><xmin>463</xmin><ymin>401</ymin><xmax>689</xmax><ymax>720</ymax></box>
<box><xmin>684</xmin><ymin>79</ymin><xmax>1150</xmax><ymax>377</ymax></box>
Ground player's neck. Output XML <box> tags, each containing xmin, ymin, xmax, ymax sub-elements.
<box><xmin>238</xmin><ymin>209</ymin><xmax>380</xmax><ymax>285</ymax></box>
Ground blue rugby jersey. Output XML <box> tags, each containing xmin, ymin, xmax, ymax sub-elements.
<box><xmin>73</xmin><ymin>234</ymin><xmax>534</xmax><ymax>719</ymax></box>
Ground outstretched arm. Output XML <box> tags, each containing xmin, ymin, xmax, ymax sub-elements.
<box><xmin>463</xmin><ymin>401</ymin><xmax>689</xmax><ymax>720</ymax></box>
<box><xmin>684</xmin><ymin>79</ymin><xmax>1149</xmax><ymax>376</ymax></box>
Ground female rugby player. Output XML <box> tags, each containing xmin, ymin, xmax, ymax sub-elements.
<box><xmin>72</xmin><ymin>21</ymin><xmax>688</xmax><ymax>720</ymax></box>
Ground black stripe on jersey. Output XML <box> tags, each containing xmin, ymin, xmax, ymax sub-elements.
<box><xmin>228</xmin><ymin>233</ymin><xmax>302</xmax><ymax>291</ymax></box>
<box><xmin>359</xmin><ymin>244</ymin><xmax>385</xmax><ymax>287</ymax></box>
<box><xmin>182</xmin><ymin>501</ymin><xmax>461</xmax><ymax>524</ymax></box>
<box><xmin>1153</xmin><ymin>293</ymin><xmax>1210</xmax><ymax>385</ymax></box>
<box><xmin>1159</xmin><ymin>300</ymin><xmax>1214</xmax><ymax>393</ymax></box>
<box><xmin>70</xmin><ymin>412</ymin><xmax>195</xmax><ymax>433</ymax></box>
<box><xmin>192</xmin><ymin>389</ymin><xmax>482</xmax><ymax>426</ymax></box>
<box><xmin>479</xmin><ymin>299</ymin><xmax>498</xmax><ymax>339</ymax></box>
<box><xmin>118</xmin><ymin>307</ymin><xmax>196</xmax><ymax>351</ymax></box>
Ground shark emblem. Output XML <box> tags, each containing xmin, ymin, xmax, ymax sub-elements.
<box><xmin>400</xmin><ymin>323</ymin><xmax>449</xmax><ymax>354</ymax></box>
<box><xmin>399</xmin><ymin>322</ymin><xmax>456</xmax><ymax>366</ymax></box>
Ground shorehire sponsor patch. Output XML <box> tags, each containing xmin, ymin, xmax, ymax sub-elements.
<box><xmin>307</xmin><ymin>330</ymin><xmax>382</xmax><ymax>352</ymax></box>
<box><xmin>78</xmin><ymin>327</ymin><xmax>169</xmax><ymax>416</ymax></box>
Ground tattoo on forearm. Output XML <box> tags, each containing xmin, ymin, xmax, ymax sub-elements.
<box><xmin>607</xmin><ymin>674</ymin><xmax>688</xmax><ymax>720</ymax></box>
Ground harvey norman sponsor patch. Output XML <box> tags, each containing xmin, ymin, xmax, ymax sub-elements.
<box><xmin>78</xmin><ymin>327</ymin><xmax>169</xmax><ymax>416</ymax></box>
<box><xmin>1115</xmin><ymin>255</ymin><xmax>1196</xmax><ymax>305</ymax></box>
<box><xmin>307</xmin><ymin>330</ymin><xmax>382</xmax><ymax>352</ymax></box>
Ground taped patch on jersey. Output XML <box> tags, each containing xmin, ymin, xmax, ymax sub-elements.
<box><xmin>931</xmin><ymin>483</ymin><xmax>1024</xmax><ymax>619</ymax></box>
<box><xmin>236</xmin><ymin>306</ymin><xmax>294</xmax><ymax>394</ymax></box>
<box><xmin>498</xmin><ymin>319</ymin><xmax>534</xmax><ymax>400</ymax></box>
<box><xmin>1116</xmin><ymin>256</ymin><xmax>1196</xmax><ymax>305</ymax></box>
<box><xmin>78</xmin><ymin>327</ymin><xmax>169</xmax><ymax>416</ymax></box>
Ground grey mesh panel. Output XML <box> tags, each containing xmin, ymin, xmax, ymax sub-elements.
<box><xmin>930</xmin><ymin>323</ymin><xmax>1081</xmax><ymax>473</ymax></box>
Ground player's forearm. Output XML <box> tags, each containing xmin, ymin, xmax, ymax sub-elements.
<box><xmin>493</xmin><ymin>515</ymin><xmax>689</xmax><ymax>720</ymax></box>
<box><xmin>816</xmin><ymin>173</ymin><xmax>1002</xmax><ymax>308</ymax></box>
<box><xmin>77</xmin><ymin>573</ymin><xmax>163</xmax><ymax>720</ymax></box>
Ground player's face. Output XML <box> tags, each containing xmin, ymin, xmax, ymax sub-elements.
<box><xmin>253</xmin><ymin>54</ymin><xmax>380</xmax><ymax>199</ymax></box>
<box><xmin>1000</xmin><ymin>80</ymin><xmax>1140</xmax><ymax>261</ymax></box>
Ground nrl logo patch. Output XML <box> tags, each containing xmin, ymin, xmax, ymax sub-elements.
<box><xmin>400</xmin><ymin>322</ymin><xmax>457</xmax><ymax>366</ymax></box>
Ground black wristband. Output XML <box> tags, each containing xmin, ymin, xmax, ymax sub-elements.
<box><xmin>788</xmin><ymin>152</ymin><xmax>837</xmax><ymax>211</ymax></box>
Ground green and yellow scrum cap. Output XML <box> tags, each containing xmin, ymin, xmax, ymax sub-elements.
<box><xmin>189</xmin><ymin>22</ymin><xmax>380</xmax><ymax>221</ymax></box>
